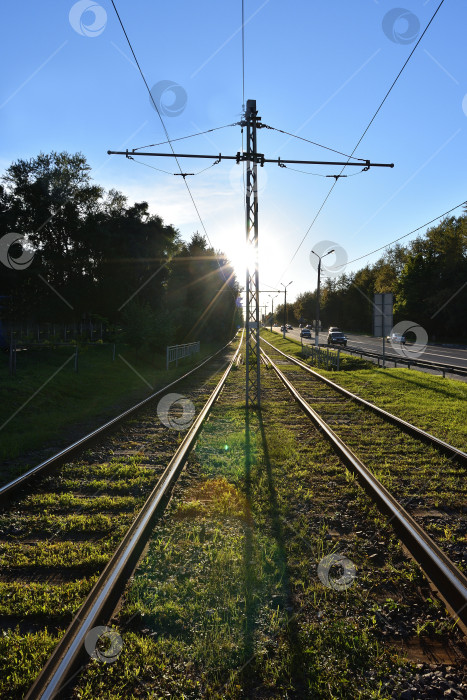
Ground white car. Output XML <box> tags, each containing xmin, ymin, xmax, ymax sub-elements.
<box><xmin>387</xmin><ymin>333</ymin><xmax>406</xmax><ymax>345</ymax></box>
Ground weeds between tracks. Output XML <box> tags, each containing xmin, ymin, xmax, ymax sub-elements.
<box><xmin>72</xmin><ymin>359</ymin><xmax>466</xmax><ymax>699</ymax></box>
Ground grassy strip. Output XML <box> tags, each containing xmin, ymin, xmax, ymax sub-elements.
<box><xmin>58</xmin><ymin>456</ymin><xmax>149</xmax><ymax>478</ymax></box>
<box><xmin>0</xmin><ymin>456</ymin><xmax>161</xmax><ymax>698</ymax></box>
<box><xmin>0</xmin><ymin>628</ymin><xmax>62</xmax><ymax>699</ymax></box>
<box><xmin>261</xmin><ymin>329</ymin><xmax>467</xmax><ymax>449</ymax></box>
<box><xmin>0</xmin><ymin>512</ymin><xmax>134</xmax><ymax>538</ymax></box>
<box><xmin>0</xmin><ymin>577</ymin><xmax>98</xmax><ymax>617</ymax></box>
<box><xmin>0</xmin><ymin>340</ymin><xmax>224</xmax><ymax>468</ymax></box>
<box><xmin>50</xmin><ymin>476</ymin><xmax>156</xmax><ymax>495</ymax></box>
<box><xmin>71</xmin><ymin>361</ymin><xmax>457</xmax><ymax>698</ymax></box>
<box><xmin>21</xmin><ymin>493</ymin><xmax>141</xmax><ymax>513</ymax></box>
<box><xmin>0</xmin><ymin>540</ymin><xmax>116</xmax><ymax>569</ymax></box>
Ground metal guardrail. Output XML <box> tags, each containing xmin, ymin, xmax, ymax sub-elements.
<box><xmin>340</xmin><ymin>344</ymin><xmax>467</xmax><ymax>378</ymax></box>
<box><xmin>166</xmin><ymin>341</ymin><xmax>200</xmax><ymax>370</ymax></box>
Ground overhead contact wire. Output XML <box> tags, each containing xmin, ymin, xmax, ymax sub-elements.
<box><xmin>344</xmin><ymin>200</ymin><xmax>467</xmax><ymax>267</ymax></box>
<box><xmin>242</xmin><ymin>0</ymin><xmax>245</xmax><ymax>111</ymax></box>
<box><xmin>278</xmin><ymin>0</ymin><xmax>446</xmax><ymax>279</ymax></box>
<box><xmin>262</xmin><ymin>124</ymin><xmax>366</xmax><ymax>162</ymax></box>
<box><xmin>132</xmin><ymin>124</ymin><xmax>237</xmax><ymax>152</ymax></box>
<box><xmin>110</xmin><ymin>0</ymin><xmax>233</xmax><ymax>291</ymax></box>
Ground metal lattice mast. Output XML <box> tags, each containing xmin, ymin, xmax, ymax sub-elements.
<box><xmin>245</xmin><ymin>99</ymin><xmax>261</xmax><ymax>408</ymax></box>
<box><xmin>108</xmin><ymin>107</ymin><xmax>393</xmax><ymax>412</ymax></box>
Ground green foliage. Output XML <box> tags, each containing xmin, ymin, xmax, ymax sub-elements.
<box><xmin>292</xmin><ymin>218</ymin><xmax>466</xmax><ymax>339</ymax></box>
<box><xmin>120</xmin><ymin>302</ymin><xmax>172</xmax><ymax>352</ymax></box>
<box><xmin>166</xmin><ymin>232</ymin><xmax>242</xmax><ymax>344</ymax></box>
<box><xmin>394</xmin><ymin>217</ymin><xmax>467</xmax><ymax>337</ymax></box>
<box><xmin>0</xmin><ymin>152</ymin><xmax>241</xmax><ymax>346</ymax></box>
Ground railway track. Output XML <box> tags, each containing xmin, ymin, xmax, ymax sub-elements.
<box><xmin>62</xmin><ymin>338</ymin><xmax>466</xmax><ymax>699</ymax></box>
<box><xmin>2</xmin><ymin>331</ymin><xmax>466</xmax><ymax>698</ymax></box>
<box><xmin>262</xmin><ymin>337</ymin><xmax>467</xmax><ymax>464</ymax></box>
<box><xmin>261</xmin><ymin>338</ymin><xmax>466</xmax><ymax>565</ymax></box>
<box><xmin>0</xmin><ymin>334</ymin><xmax>241</xmax><ymax>699</ymax></box>
<box><xmin>260</xmin><ymin>338</ymin><xmax>467</xmax><ymax>625</ymax></box>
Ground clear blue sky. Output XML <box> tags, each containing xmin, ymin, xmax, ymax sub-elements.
<box><xmin>1</xmin><ymin>1</ymin><xmax>466</xmax><ymax>310</ymax></box>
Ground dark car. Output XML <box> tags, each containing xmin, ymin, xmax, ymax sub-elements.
<box><xmin>300</xmin><ymin>328</ymin><xmax>312</xmax><ymax>338</ymax></box>
<box><xmin>327</xmin><ymin>331</ymin><xmax>347</xmax><ymax>346</ymax></box>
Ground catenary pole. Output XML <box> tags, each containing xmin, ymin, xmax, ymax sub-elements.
<box><xmin>108</xmin><ymin>104</ymin><xmax>393</xmax><ymax>408</ymax></box>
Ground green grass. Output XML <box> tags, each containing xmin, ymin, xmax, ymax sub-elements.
<box><xmin>262</xmin><ymin>328</ymin><xmax>371</xmax><ymax>371</ymax></box>
<box><xmin>70</xmin><ymin>360</ymin><xmax>456</xmax><ymax>699</ymax></box>
<box><xmin>0</xmin><ymin>511</ymin><xmax>134</xmax><ymax>538</ymax></box>
<box><xmin>261</xmin><ymin>329</ymin><xmax>467</xmax><ymax>449</ymax></box>
<box><xmin>0</xmin><ymin>628</ymin><xmax>63</xmax><ymax>700</ymax></box>
<box><xmin>0</xmin><ymin>540</ymin><xmax>115</xmax><ymax>569</ymax></box>
<box><xmin>0</xmin><ymin>340</ymin><xmax>226</xmax><ymax>472</ymax></box>
<box><xmin>0</xmin><ymin>577</ymin><xmax>98</xmax><ymax>617</ymax></box>
<box><xmin>21</xmin><ymin>493</ymin><xmax>141</xmax><ymax>513</ymax></box>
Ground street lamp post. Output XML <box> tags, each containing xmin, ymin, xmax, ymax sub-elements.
<box><xmin>311</xmin><ymin>250</ymin><xmax>334</xmax><ymax>348</ymax></box>
<box><xmin>281</xmin><ymin>281</ymin><xmax>293</xmax><ymax>339</ymax></box>
<box><xmin>268</xmin><ymin>293</ymin><xmax>278</xmax><ymax>332</ymax></box>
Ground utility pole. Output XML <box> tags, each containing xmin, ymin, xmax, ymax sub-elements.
<box><xmin>244</xmin><ymin>99</ymin><xmax>261</xmax><ymax>407</ymax></box>
<box><xmin>281</xmin><ymin>281</ymin><xmax>293</xmax><ymax>339</ymax></box>
<box><xmin>268</xmin><ymin>293</ymin><xmax>278</xmax><ymax>331</ymax></box>
<box><xmin>108</xmin><ymin>102</ymin><xmax>393</xmax><ymax>409</ymax></box>
<box><xmin>311</xmin><ymin>249</ymin><xmax>333</xmax><ymax>348</ymax></box>
<box><xmin>315</xmin><ymin>260</ymin><xmax>321</xmax><ymax>347</ymax></box>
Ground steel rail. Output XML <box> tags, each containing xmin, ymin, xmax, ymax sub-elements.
<box><xmin>25</xmin><ymin>333</ymin><xmax>243</xmax><ymax>699</ymax></box>
<box><xmin>0</xmin><ymin>336</ymin><xmax>239</xmax><ymax>504</ymax></box>
<box><xmin>261</xmin><ymin>336</ymin><xmax>467</xmax><ymax>465</ymax></box>
<box><xmin>261</xmin><ymin>347</ymin><xmax>467</xmax><ymax>631</ymax></box>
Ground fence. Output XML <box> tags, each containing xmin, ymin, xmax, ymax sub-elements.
<box><xmin>166</xmin><ymin>342</ymin><xmax>200</xmax><ymax>370</ymax></box>
<box><xmin>301</xmin><ymin>344</ymin><xmax>340</xmax><ymax>371</ymax></box>
<box><xmin>6</xmin><ymin>338</ymin><xmax>117</xmax><ymax>376</ymax></box>
<box><xmin>2</xmin><ymin>322</ymin><xmax>110</xmax><ymax>344</ymax></box>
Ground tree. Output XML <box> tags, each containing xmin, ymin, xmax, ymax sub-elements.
<box><xmin>1</xmin><ymin>152</ymin><xmax>103</xmax><ymax>321</ymax></box>
<box><xmin>0</xmin><ymin>152</ymin><xmax>182</xmax><ymax>328</ymax></box>
<box><xmin>166</xmin><ymin>233</ymin><xmax>242</xmax><ymax>344</ymax></box>
<box><xmin>1</xmin><ymin>152</ymin><xmax>242</xmax><ymax>351</ymax></box>
<box><xmin>395</xmin><ymin>217</ymin><xmax>467</xmax><ymax>337</ymax></box>
<box><xmin>275</xmin><ymin>302</ymin><xmax>299</xmax><ymax>327</ymax></box>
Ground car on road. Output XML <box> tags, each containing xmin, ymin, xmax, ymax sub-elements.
<box><xmin>300</xmin><ymin>328</ymin><xmax>312</xmax><ymax>338</ymax></box>
<box><xmin>280</xmin><ymin>326</ymin><xmax>288</xmax><ymax>332</ymax></box>
<box><xmin>287</xmin><ymin>324</ymin><xmax>293</xmax><ymax>330</ymax></box>
<box><xmin>386</xmin><ymin>332</ymin><xmax>406</xmax><ymax>344</ymax></box>
<box><xmin>328</xmin><ymin>326</ymin><xmax>342</xmax><ymax>333</ymax></box>
<box><xmin>327</xmin><ymin>331</ymin><xmax>347</xmax><ymax>346</ymax></box>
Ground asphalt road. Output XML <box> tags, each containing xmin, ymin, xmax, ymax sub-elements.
<box><xmin>268</xmin><ymin>326</ymin><xmax>467</xmax><ymax>378</ymax></box>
